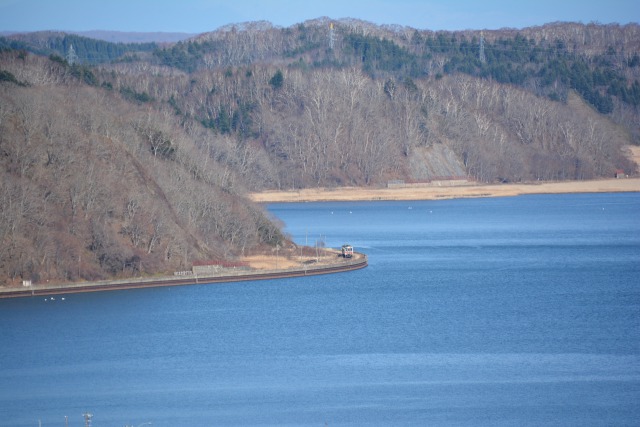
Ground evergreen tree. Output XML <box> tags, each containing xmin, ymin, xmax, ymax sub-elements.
<box><xmin>269</xmin><ymin>69</ymin><xmax>284</xmax><ymax>89</ymax></box>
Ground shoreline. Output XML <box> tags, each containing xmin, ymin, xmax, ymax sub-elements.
<box><xmin>4</xmin><ymin>178</ymin><xmax>639</xmax><ymax>298</ymax></box>
<box><xmin>248</xmin><ymin>178</ymin><xmax>640</xmax><ymax>203</ymax></box>
<box><xmin>0</xmin><ymin>254</ymin><xmax>368</xmax><ymax>299</ymax></box>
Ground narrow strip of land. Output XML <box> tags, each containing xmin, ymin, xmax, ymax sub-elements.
<box><xmin>0</xmin><ymin>253</ymin><xmax>368</xmax><ymax>299</ymax></box>
<box><xmin>249</xmin><ymin>178</ymin><xmax>640</xmax><ymax>203</ymax></box>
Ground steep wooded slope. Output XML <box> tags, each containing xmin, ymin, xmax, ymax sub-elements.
<box><xmin>0</xmin><ymin>53</ymin><xmax>283</xmax><ymax>285</ymax></box>
<box><xmin>102</xmin><ymin>61</ymin><xmax>635</xmax><ymax>188</ymax></box>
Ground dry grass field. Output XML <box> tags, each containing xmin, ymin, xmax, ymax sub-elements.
<box><xmin>250</xmin><ymin>146</ymin><xmax>639</xmax><ymax>203</ymax></box>
<box><xmin>249</xmin><ymin>177</ymin><xmax>640</xmax><ymax>203</ymax></box>
<box><xmin>241</xmin><ymin>248</ymin><xmax>349</xmax><ymax>270</ymax></box>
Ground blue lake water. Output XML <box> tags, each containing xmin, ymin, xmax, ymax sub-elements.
<box><xmin>1</xmin><ymin>193</ymin><xmax>639</xmax><ymax>426</ymax></box>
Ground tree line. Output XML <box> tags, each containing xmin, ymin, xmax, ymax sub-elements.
<box><xmin>144</xmin><ymin>22</ymin><xmax>640</xmax><ymax>116</ymax></box>
<box><xmin>1</xmin><ymin>33</ymin><xmax>157</xmax><ymax>64</ymax></box>
<box><xmin>5</xmin><ymin>22</ymin><xmax>640</xmax><ymax>117</ymax></box>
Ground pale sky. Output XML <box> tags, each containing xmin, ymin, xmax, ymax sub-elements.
<box><xmin>1</xmin><ymin>0</ymin><xmax>638</xmax><ymax>34</ymax></box>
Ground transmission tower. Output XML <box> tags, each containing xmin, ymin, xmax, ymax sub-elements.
<box><xmin>66</xmin><ymin>44</ymin><xmax>78</xmax><ymax>65</ymax></box>
<box><xmin>479</xmin><ymin>31</ymin><xmax>486</xmax><ymax>64</ymax></box>
<box><xmin>328</xmin><ymin>22</ymin><xmax>335</xmax><ymax>50</ymax></box>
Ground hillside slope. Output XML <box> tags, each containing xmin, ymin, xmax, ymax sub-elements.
<box><xmin>0</xmin><ymin>53</ymin><xmax>284</xmax><ymax>285</ymax></box>
<box><xmin>102</xmin><ymin>20</ymin><xmax>639</xmax><ymax>187</ymax></box>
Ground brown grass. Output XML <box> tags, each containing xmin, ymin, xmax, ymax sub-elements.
<box><xmin>241</xmin><ymin>248</ymin><xmax>347</xmax><ymax>270</ymax></box>
<box><xmin>250</xmin><ymin>145</ymin><xmax>639</xmax><ymax>204</ymax></box>
<box><xmin>248</xmin><ymin>177</ymin><xmax>640</xmax><ymax>203</ymax></box>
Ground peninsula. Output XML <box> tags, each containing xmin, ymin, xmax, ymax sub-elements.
<box><xmin>0</xmin><ymin>249</ymin><xmax>368</xmax><ymax>299</ymax></box>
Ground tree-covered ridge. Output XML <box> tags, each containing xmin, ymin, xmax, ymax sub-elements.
<box><xmin>153</xmin><ymin>40</ymin><xmax>206</xmax><ymax>72</ymax></box>
<box><xmin>5</xmin><ymin>22</ymin><xmax>640</xmax><ymax>114</ymax></box>
<box><xmin>431</xmin><ymin>33</ymin><xmax>639</xmax><ymax>113</ymax></box>
<box><xmin>0</xmin><ymin>32</ymin><xmax>157</xmax><ymax>64</ymax></box>
<box><xmin>145</xmin><ymin>22</ymin><xmax>640</xmax><ymax>115</ymax></box>
<box><xmin>342</xmin><ymin>33</ymin><xmax>423</xmax><ymax>77</ymax></box>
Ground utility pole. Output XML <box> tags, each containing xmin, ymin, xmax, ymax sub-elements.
<box><xmin>479</xmin><ymin>31</ymin><xmax>486</xmax><ymax>64</ymax></box>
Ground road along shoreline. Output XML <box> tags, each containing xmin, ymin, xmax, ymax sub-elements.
<box><xmin>0</xmin><ymin>255</ymin><xmax>368</xmax><ymax>299</ymax></box>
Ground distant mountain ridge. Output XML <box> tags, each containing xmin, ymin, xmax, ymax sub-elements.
<box><xmin>1</xmin><ymin>30</ymin><xmax>196</xmax><ymax>43</ymax></box>
<box><xmin>70</xmin><ymin>30</ymin><xmax>197</xmax><ymax>43</ymax></box>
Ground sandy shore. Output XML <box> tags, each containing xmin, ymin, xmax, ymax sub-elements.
<box><xmin>248</xmin><ymin>178</ymin><xmax>640</xmax><ymax>203</ymax></box>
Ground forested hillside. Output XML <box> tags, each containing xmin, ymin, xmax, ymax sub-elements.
<box><xmin>101</xmin><ymin>19</ymin><xmax>639</xmax><ymax>187</ymax></box>
<box><xmin>1</xmin><ymin>31</ymin><xmax>158</xmax><ymax>64</ymax></box>
<box><xmin>1</xmin><ymin>19</ymin><xmax>639</xmax><ymax>284</ymax></box>
<box><xmin>0</xmin><ymin>53</ymin><xmax>284</xmax><ymax>285</ymax></box>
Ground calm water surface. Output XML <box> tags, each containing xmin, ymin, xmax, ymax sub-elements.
<box><xmin>1</xmin><ymin>193</ymin><xmax>639</xmax><ymax>426</ymax></box>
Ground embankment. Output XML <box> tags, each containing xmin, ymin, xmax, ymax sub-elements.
<box><xmin>0</xmin><ymin>254</ymin><xmax>367</xmax><ymax>299</ymax></box>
